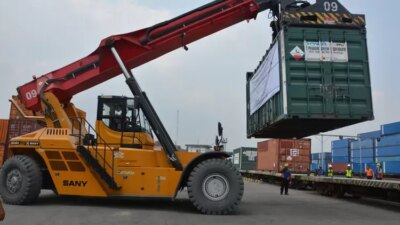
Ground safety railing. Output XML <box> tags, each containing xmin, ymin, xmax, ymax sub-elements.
<box><xmin>69</xmin><ymin>117</ymin><xmax>116</xmax><ymax>186</ymax></box>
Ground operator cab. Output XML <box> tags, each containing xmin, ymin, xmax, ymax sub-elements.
<box><xmin>95</xmin><ymin>96</ymin><xmax>154</xmax><ymax>148</ymax></box>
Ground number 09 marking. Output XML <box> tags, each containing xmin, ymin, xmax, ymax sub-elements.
<box><xmin>25</xmin><ymin>90</ymin><xmax>37</xmax><ymax>100</ymax></box>
<box><xmin>324</xmin><ymin>1</ymin><xmax>338</xmax><ymax>12</ymax></box>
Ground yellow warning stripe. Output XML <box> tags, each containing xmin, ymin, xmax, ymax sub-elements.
<box><xmin>290</xmin><ymin>14</ymin><xmax>297</xmax><ymax>19</ymax></box>
<box><xmin>315</xmin><ymin>12</ymin><xmax>325</xmax><ymax>24</ymax></box>
<box><xmin>307</xmin><ymin>12</ymin><xmax>319</xmax><ymax>24</ymax></box>
<box><xmin>353</xmin><ymin>17</ymin><xmax>361</xmax><ymax>25</ymax></box>
<box><xmin>283</xmin><ymin>12</ymin><xmax>365</xmax><ymax>26</ymax></box>
<box><xmin>327</xmin><ymin>13</ymin><xmax>339</xmax><ymax>23</ymax></box>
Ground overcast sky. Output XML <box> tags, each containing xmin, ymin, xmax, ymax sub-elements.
<box><xmin>1</xmin><ymin>0</ymin><xmax>399</xmax><ymax>152</ymax></box>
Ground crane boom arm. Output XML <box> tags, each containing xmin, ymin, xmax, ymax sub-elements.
<box><xmin>17</xmin><ymin>0</ymin><xmax>280</xmax><ymax>111</ymax></box>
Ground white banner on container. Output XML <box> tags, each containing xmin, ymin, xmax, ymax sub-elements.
<box><xmin>304</xmin><ymin>41</ymin><xmax>348</xmax><ymax>62</ymax></box>
<box><xmin>331</xmin><ymin>42</ymin><xmax>349</xmax><ymax>62</ymax></box>
<box><xmin>304</xmin><ymin>41</ymin><xmax>321</xmax><ymax>61</ymax></box>
<box><xmin>233</xmin><ymin>153</ymin><xmax>239</xmax><ymax>165</ymax></box>
<box><xmin>320</xmin><ymin>42</ymin><xmax>332</xmax><ymax>62</ymax></box>
<box><xmin>249</xmin><ymin>41</ymin><xmax>280</xmax><ymax>115</ymax></box>
<box><xmin>243</xmin><ymin>151</ymin><xmax>257</xmax><ymax>161</ymax></box>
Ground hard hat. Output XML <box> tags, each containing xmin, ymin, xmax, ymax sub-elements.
<box><xmin>347</xmin><ymin>164</ymin><xmax>351</xmax><ymax>167</ymax></box>
<box><xmin>328</xmin><ymin>164</ymin><xmax>332</xmax><ymax>168</ymax></box>
<box><xmin>377</xmin><ymin>163</ymin><xmax>381</xmax><ymax>167</ymax></box>
<box><xmin>284</xmin><ymin>163</ymin><xmax>289</xmax><ymax>167</ymax></box>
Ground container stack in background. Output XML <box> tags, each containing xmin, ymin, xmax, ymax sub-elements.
<box><xmin>311</xmin><ymin>152</ymin><xmax>332</xmax><ymax>172</ymax></box>
<box><xmin>351</xmin><ymin>137</ymin><xmax>376</xmax><ymax>174</ymax></box>
<box><xmin>0</xmin><ymin>96</ymin><xmax>45</xmax><ymax>165</ymax></box>
<box><xmin>377</xmin><ymin>122</ymin><xmax>400</xmax><ymax>175</ymax></box>
<box><xmin>257</xmin><ymin>139</ymin><xmax>311</xmax><ymax>173</ymax></box>
<box><xmin>324</xmin><ymin>121</ymin><xmax>400</xmax><ymax>176</ymax></box>
<box><xmin>232</xmin><ymin>147</ymin><xmax>257</xmax><ymax>171</ymax></box>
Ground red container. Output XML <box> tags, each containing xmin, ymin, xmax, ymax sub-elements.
<box><xmin>7</xmin><ymin>119</ymin><xmax>44</xmax><ymax>140</ymax></box>
<box><xmin>331</xmin><ymin>162</ymin><xmax>349</xmax><ymax>173</ymax></box>
<box><xmin>257</xmin><ymin>139</ymin><xmax>311</xmax><ymax>173</ymax></box>
<box><xmin>0</xmin><ymin>120</ymin><xmax>9</xmax><ymax>144</ymax></box>
<box><xmin>0</xmin><ymin>144</ymin><xmax>5</xmax><ymax>166</ymax></box>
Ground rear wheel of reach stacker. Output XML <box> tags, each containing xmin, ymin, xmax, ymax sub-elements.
<box><xmin>187</xmin><ymin>158</ymin><xmax>244</xmax><ymax>215</ymax></box>
<box><xmin>0</xmin><ymin>155</ymin><xmax>42</xmax><ymax>205</ymax></box>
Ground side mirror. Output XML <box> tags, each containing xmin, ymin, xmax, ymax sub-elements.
<box><xmin>218</xmin><ymin>122</ymin><xmax>223</xmax><ymax>137</ymax></box>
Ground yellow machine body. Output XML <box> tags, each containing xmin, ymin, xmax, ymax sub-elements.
<box><xmin>7</xmin><ymin>93</ymin><xmax>206</xmax><ymax>198</ymax></box>
<box><xmin>8</xmin><ymin>127</ymin><xmax>202</xmax><ymax>198</ymax></box>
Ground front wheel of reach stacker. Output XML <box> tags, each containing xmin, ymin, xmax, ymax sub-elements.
<box><xmin>187</xmin><ymin>158</ymin><xmax>244</xmax><ymax>215</ymax></box>
<box><xmin>0</xmin><ymin>155</ymin><xmax>42</xmax><ymax>205</ymax></box>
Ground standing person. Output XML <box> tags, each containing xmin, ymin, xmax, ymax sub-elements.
<box><xmin>327</xmin><ymin>164</ymin><xmax>334</xmax><ymax>177</ymax></box>
<box><xmin>376</xmin><ymin>163</ymin><xmax>384</xmax><ymax>180</ymax></box>
<box><xmin>280</xmin><ymin>163</ymin><xmax>292</xmax><ymax>195</ymax></box>
<box><xmin>365</xmin><ymin>165</ymin><xmax>374</xmax><ymax>179</ymax></box>
<box><xmin>345</xmin><ymin>164</ymin><xmax>353</xmax><ymax>178</ymax></box>
<box><xmin>316</xmin><ymin>166</ymin><xmax>325</xmax><ymax>176</ymax></box>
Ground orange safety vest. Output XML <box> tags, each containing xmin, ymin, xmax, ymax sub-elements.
<box><xmin>366</xmin><ymin>168</ymin><xmax>374</xmax><ymax>177</ymax></box>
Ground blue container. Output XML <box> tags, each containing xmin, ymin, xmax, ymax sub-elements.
<box><xmin>332</xmin><ymin>156</ymin><xmax>350</xmax><ymax>163</ymax></box>
<box><xmin>311</xmin><ymin>153</ymin><xmax>319</xmax><ymax>160</ymax></box>
<box><xmin>376</xmin><ymin>146</ymin><xmax>400</xmax><ymax>157</ymax></box>
<box><xmin>332</xmin><ymin>148</ymin><xmax>350</xmax><ymax>157</ymax></box>
<box><xmin>352</xmin><ymin>157</ymin><xmax>374</xmax><ymax>163</ymax></box>
<box><xmin>311</xmin><ymin>163</ymin><xmax>319</xmax><ymax>171</ymax></box>
<box><xmin>377</xmin><ymin>156</ymin><xmax>400</xmax><ymax>162</ymax></box>
<box><xmin>383</xmin><ymin>161</ymin><xmax>400</xmax><ymax>175</ymax></box>
<box><xmin>359</xmin><ymin>130</ymin><xmax>381</xmax><ymax>140</ymax></box>
<box><xmin>377</xmin><ymin>134</ymin><xmax>400</xmax><ymax>147</ymax></box>
<box><xmin>351</xmin><ymin>149</ymin><xmax>374</xmax><ymax>158</ymax></box>
<box><xmin>381</xmin><ymin>121</ymin><xmax>400</xmax><ymax>137</ymax></box>
<box><xmin>332</xmin><ymin>139</ymin><xmax>354</xmax><ymax>149</ymax></box>
<box><xmin>351</xmin><ymin>139</ymin><xmax>374</xmax><ymax>149</ymax></box>
<box><xmin>312</xmin><ymin>152</ymin><xmax>332</xmax><ymax>160</ymax></box>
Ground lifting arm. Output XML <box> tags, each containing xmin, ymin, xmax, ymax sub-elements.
<box><xmin>17</xmin><ymin>0</ymin><xmax>283</xmax><ymax>112</ymax></box>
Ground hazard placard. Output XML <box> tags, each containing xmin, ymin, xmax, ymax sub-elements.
<box><xmin>290</xmin><ymin>46</ymin><xmax>304</xmax><ymax>61</ymax></box>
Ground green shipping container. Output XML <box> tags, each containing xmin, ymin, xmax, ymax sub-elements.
<box><xmin>232</xmin><ymin>147</ymin><xmax>257</xmax><ymax>171</ymax></box>
<box><xmin>247</xmin><ymin>26</ymin><xmax>373</xmax><ymax>139</ymax></box>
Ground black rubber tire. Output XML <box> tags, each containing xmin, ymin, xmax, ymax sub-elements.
<box><xmin>187</xmin><ymin>158</ymin><xmax>244</xmax><ymax>215</ymax></box>
<box><xmin>0</xmin><ymin>155</ymin><xmax>42</xmax><ymax>205</ymax></box>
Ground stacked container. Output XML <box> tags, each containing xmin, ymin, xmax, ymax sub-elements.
<box><xmin>257</xmin><ymin>139</ymin><xmax>310</xmax><ymax>173</ymax></box>
<box><xmin>351</xmin><ymin>139</ymin><xmax>375</xmax><ymax>163</ymax></box>
<box><xmin>232</xmin><ymin>147</ymin><xmax>258</xmax><ymax>171</ymax></box>
<box><xmin>376</xmin><ymin>122</ymin><xmax>400</xmax><ymax>175</ymax></box>
<box><xmin>4</xmin><ymin>96</ymin><xmax>45</xmax><ymax>161</ymax></box>
<box><xmin>331</xmin><ymin>139</ymin><xmax>352</xmax><ymax>163</ymax></box>
<box><xmin>311</xmin><ymin>152</ymin><xmax>332</xmax><ymax>171</ymax></box>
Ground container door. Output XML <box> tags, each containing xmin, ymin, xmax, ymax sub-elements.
<box><xmin>322</xmin><ymin>63</ymin><xmax>335</xmax><ymax>114</ymax></box>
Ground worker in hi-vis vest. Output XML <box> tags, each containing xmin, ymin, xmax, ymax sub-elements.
<box><xmin>376</xmin><ymin>163</ymin><xmax>384</xmax><ymax>180</ymax></box>
<box><xmin>365</xmin><ymin>165</ymin><xmax>374</xmax><ymax>179</ymax></box>
<box><xmin>327</xmin><ymin>164</ymin><xmax>334</xmax><ymax>177</ymax></box>
<box><xmin>345</xmin><ymin>164</ymin><xmax>353</xmax><ymax>178</ymax></box>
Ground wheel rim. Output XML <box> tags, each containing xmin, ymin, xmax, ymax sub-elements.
<box><xmin>202</xmin><ymin>174</ymin><xmax>230</xmax><ymax>201</ymax></box>
<box><xmin>6</xmin><ymin>169</ymin><xmax>23</xmax><ymax>194</ymax></box>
